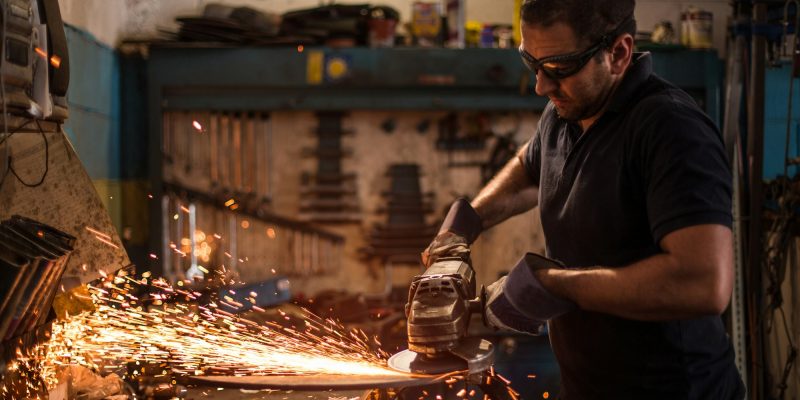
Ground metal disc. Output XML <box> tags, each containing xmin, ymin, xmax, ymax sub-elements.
<box><xmin>387</xmin><ymin>349</ymin><xmax>468</xmax><ymax>375</ymax></box>
<box><xmin>184</xmin><ymin>373</ymin><xmax>438</xmax><ymax>390</ymax></box>
<box><xmin>387</xmin><ymin>338</ymin><xmax>494</xmax><ymax>375</ymax></box>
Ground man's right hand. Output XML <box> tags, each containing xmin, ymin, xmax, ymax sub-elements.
<box><xmin>421</xmin><ymin>198</ymin><xmax>483</xmax><ymax>267</ymax></box>
<box><xmin>420</xmin><ymin>231</ymin><xmax>469</xmax><ymax>267</ymax></box>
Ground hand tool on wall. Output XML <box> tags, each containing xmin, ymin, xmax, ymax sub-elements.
<box><xmin>163</xmin><ymin>111</ymin><xmax>173</xmax><ymax>166</ymax></box>
<box><xmin>232</xmin><ymin>114</ymin><xmax>243</xmax><ymax>195</ymax></box>
<box><xmin>209</xmin><ymin>112</ymin><xmax>219</xmax><ymax>186</ymax></box>
<box><xmin>219</xmin><ymin>113</ymin><xmax>231</xmax><ymax>195</ymax></box>
<box><xmin>184</xmin><ymin>111</ymin><xmax>194</xmax><ymax>175</ymax></box>
<box><xmin>243</xmin><ymin>113</ymin><xmax>258</xmax><ymax>211</ymax></box>
<box><xmin>244</xmin><ymin>113</ymin><xmax>256</xmax><ymax>195</ymax></box>
<box><xmin>253</xmin><ymin>115</ymin><xmax>265</xmax><ymax>202</ymax></box>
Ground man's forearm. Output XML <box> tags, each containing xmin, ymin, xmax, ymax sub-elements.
<box><xmin>470</xmin><ymin>142</ymin><xmax>538</xmax><ymax>230</ymax></box>
<box><xmin>538</xmin><ymin>224</ymin><xmax>734</xmax><ymax>321</ymax></box>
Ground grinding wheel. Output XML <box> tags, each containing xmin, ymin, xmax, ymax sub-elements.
<box><xmin>184</xmin><ymin>373</ymin><xmax>439</xmax><ymax>390</ymax></box>
<box><xmin>387</xmin><ymin>338</ymin><xmax>494</xmax><ymax>375</ymax></box>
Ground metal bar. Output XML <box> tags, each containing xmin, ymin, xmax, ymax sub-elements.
<box><xmin>174</xmin><ymin>197</ymin><xmax>183</xmax><ymax>280</ymax></box>
<box><xmin>209</xmin><ymin>112</ymin><xmax>219</xmax><ymax>184</ymax></box>
<box><xmin>732</xmin><ymin>149</ymin><xmax>749</xmax><ymax>383</ymax></box>
<box><xmin>265</xmin><ymin>113</ymin><xmax>273</xmax><ymax>199</ymax></box>
<box><xmin>189</xmin><ymin>203</ymin><xmax>198</xmax><ymax>278</ymax></box>
<box><xmin>229</xmin><ymin>213</ymin><xmax>237</xmax><ymax>269</ymax></box>
<box><xmin>184</xmin><ymin>111</ymin><xmax>193</xmax><ymax>174</ymax></box>
<box><xmin>232</xmin><ymin>114</ymin><xmax>243</xmax><ymax>193</ymax></box>
<box><xmin>161</xmin><ymin>195</ymin><xmax>172</xmax><ymax>281</ymax></box>
<box><xmin>746</xmin><ymin>3</ymin><xmax>767</xmax><ymax>398</ymax></box>
<box><xmin>244</xmin><ymin>113</ymin><xmax>255</xmax><ymax>194</ymax></box>
<box><xmin>219</xmin><ymin>113</ymin><xmax>230</xmax><ymax>192</ymax></box>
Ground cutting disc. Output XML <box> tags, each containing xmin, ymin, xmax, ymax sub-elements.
<box><xmin>387</xmin><ymin>349</ymin><xmax>468</xmax><ymax>375</ymax></box>
<box><xmin>388</xmin><ymin>337</ymin><xmax>494</xmax><ymax>375</ymax></box>
<box><xmin>184</xmin><ymin>373</ymin><xmax>438</xmax><ymax>390</ymax></box>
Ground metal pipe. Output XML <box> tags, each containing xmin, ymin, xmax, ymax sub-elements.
<box><xmin>747</xmin><ymin>3</ymin><xmax>768</xmax><ymax>398</ymax></box>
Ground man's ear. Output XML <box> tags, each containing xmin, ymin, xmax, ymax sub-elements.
<box><xmin>609</xmin><ymin>34</ymin><xmax>634</xmax><ymax>75</ymax></box>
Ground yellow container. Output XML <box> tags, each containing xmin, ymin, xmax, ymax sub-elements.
<box><xmin>681</xmin><ymin>7</ymin><xmax>713</xmax><ymax>49</ymax></box>
<box><xmin>513</xmin><ymin>0</ymin><xmax>522</xmax><ymax>47</ymax></box>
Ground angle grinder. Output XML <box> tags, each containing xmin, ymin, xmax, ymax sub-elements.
<box><xmin>387</xmin><ymin>256</ymin><xmax>494</xmax><ymax>375</ymax></box>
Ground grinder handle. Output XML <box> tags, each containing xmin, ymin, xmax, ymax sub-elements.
<box><xmin>469</xmin><ymin>285</ymin><xmax>487</xmax><ymax>328</ymax></box>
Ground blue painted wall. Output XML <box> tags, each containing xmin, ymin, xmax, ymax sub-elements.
<box><xmin>62</xmin><ymin>24</ymin><xmax>121</xmax><ymax>180</ymax></box>
<box><xmin>763</xmin><ymin>62</ymin><xmax>800</xmax><ymax>180</ymax></box>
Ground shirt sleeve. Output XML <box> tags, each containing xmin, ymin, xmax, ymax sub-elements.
<box><xmin>639</xmin><ymin>98</ymin><xmax>733</xmax><ymax>243</ymax></box>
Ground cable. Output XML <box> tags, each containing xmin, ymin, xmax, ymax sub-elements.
<box><xmin>0</xmin><ymin>119</ymin><xmax>38</xmax><ymax>189</ymax></box>
<box><xmin>7</xmin><ymin>119</ymin><xmax>48</xmax><ymax>187</ymax></box>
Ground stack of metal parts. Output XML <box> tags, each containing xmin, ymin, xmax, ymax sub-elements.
<box><xmin>300</xmin><ymin>112</ymin><xmax>361</xmax><ymax>223</ymax></box>
<box><xmin>364</xmin><ymin>164</ymin><xmax>436</xmax><ymax>264</ymax></box>
<box><xmin>0</xmin><ymin>215</ymin><xmax>74</xmax><ymax>341</ymax></box>
<box><xmin>173</xmin><ymin>4</ymin><xmax>281</xmax><ymax>44</ymax></box>
<box><xmin>0</xmin><ymin>216</ymin><xmax>74</xmax><ymax>391</ymax></box>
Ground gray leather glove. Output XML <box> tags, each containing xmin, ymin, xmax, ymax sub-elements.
<box><xmin>484</xmin><ymin>253</ymin><xmax>577</xmax><ymax>334</ymax></box>
<box><xmin>421</xmin><ymin>231</ymin><xmax>470</xmax><ymax>267</ymax></box>
<box><xmin>421</xmin><ymin>198</ymin><xmax>482</xmax><ymax>267</ymax></box>
<box><xmin>485</xmin><ymin>276</ymin><xmax>547</xmax><ymax>335</ymax></box>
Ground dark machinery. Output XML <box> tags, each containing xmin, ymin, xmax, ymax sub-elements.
<box><xmin>388</xmin><ymin>256</ymin><xmax>494</xmax><ymax>375</ymax></box>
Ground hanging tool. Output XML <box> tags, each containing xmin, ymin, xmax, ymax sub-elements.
<box><xmin>387</xmin><ymin>256</ymin><xmax>493</xmax><ymax>375</ymax></box>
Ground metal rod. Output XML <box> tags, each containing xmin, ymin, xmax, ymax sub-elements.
<box><xmin>189</xmin><ymin>203</ymin><xmax>198</xmax><ymax>279</ymax></box>
<box><xmin>161</xmin><ymin>195</ymin><xmax>172</xmax><ymax>281</ymax></box>
<box><xmin>747</xmin><ymin>3</ymin><xmax>768</xmax><ymax>398</ymax></box>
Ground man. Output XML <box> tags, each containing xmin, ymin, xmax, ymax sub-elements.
<box><xmin>422</xmin><ymin>0</ymin><xmax>745</xmax><ymax>398</ymax></box>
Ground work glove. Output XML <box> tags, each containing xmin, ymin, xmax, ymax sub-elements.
<box><xmin>421</xmin><ymin>198</ymin><xmax>483</xmax><ymax>267</ymax></box>
<box><xmin>484</xmin><ymin>253</ymin><xmax>577</xmax><ymax>335</ymax></box>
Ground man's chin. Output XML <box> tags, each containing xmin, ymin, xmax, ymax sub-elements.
<box><xmin>554</xmin><ymin>106</ymin><xmax>579</xmax><ymax>122</ymax></box>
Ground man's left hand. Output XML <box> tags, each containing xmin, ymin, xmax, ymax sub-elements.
<box><xmin>490</xmin><ymin>253</ymin><xmax>577</xmax><ymax>322</ymax></box>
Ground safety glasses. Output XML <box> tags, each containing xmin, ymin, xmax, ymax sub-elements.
<box><xmin>520</xmin><ymin>17</ymin><xmax>633</xmax><ymax>80</ymax></box>
<box><xmin>519</xmin><ymin>42</ymin><xmax>604</xmax><ymax>80</ymax></box>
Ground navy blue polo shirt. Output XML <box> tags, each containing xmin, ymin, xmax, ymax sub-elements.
<box><xmin>523</xmin><ymin>53</ymin><xmax>744</xmax><ymax>399</ymax></box>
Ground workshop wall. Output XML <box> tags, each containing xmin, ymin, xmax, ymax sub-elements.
<box><xmin>58</xmin><ymin>0</ymin><xmax>733</xmax><ymax>57</ymax></box>
<box><xmin>62</xmin><ymin>25</ymin><xmax>123</xmax><ymax>230</ymax></box>
<box><xmin>158</xmin><ymin>110</ymin><xmax>545</xmax><ymax>295</ymax></box>
<box><xmin>333</xmin><ymin>110</ymin><xmax>543</xmax><ymax>294</ymax></box>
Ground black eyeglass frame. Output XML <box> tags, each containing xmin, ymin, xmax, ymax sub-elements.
<box><xmin>519</xmin><ymin>17</ymin><xmax>634</xmax><ymax>80</ymax></box>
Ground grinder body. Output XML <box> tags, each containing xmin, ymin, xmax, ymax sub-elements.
<box><xmin>404</xmin><ymin>256</ymin><xmax>485</xmax><ymax>360</ymax></box>
<box><xmin>389</xmin><ymin>256</ymin><xmax>493</xmax><ymax>374</ymax></box>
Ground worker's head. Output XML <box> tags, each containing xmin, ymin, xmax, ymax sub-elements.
<box><xmin>519</xmin><ymin>0</ymin><xmax>636</xmax><ymax>124</ymax></box>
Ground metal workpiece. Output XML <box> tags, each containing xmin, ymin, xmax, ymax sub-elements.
<box><xmin>184</xmin><ymin>373</ymin><xmax>439</xmax><ymax>391</ymax></box>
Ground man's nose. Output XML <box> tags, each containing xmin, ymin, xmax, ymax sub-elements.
<box><xmin>534</xmin><ymin>71</ymin><xmax>558</xmax><ymax>97</ymax></box>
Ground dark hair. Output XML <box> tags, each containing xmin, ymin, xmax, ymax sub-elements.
<box><xmin>520</xmin><ymin>0</ymin><xmax>636</xmax><ymax>47</ymax></box>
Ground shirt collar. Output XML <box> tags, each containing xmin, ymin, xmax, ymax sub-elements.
<box><xmin>606</xmin><ymin>52</ymin><xmax>653</xmax><ymax>113</ymax></box>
